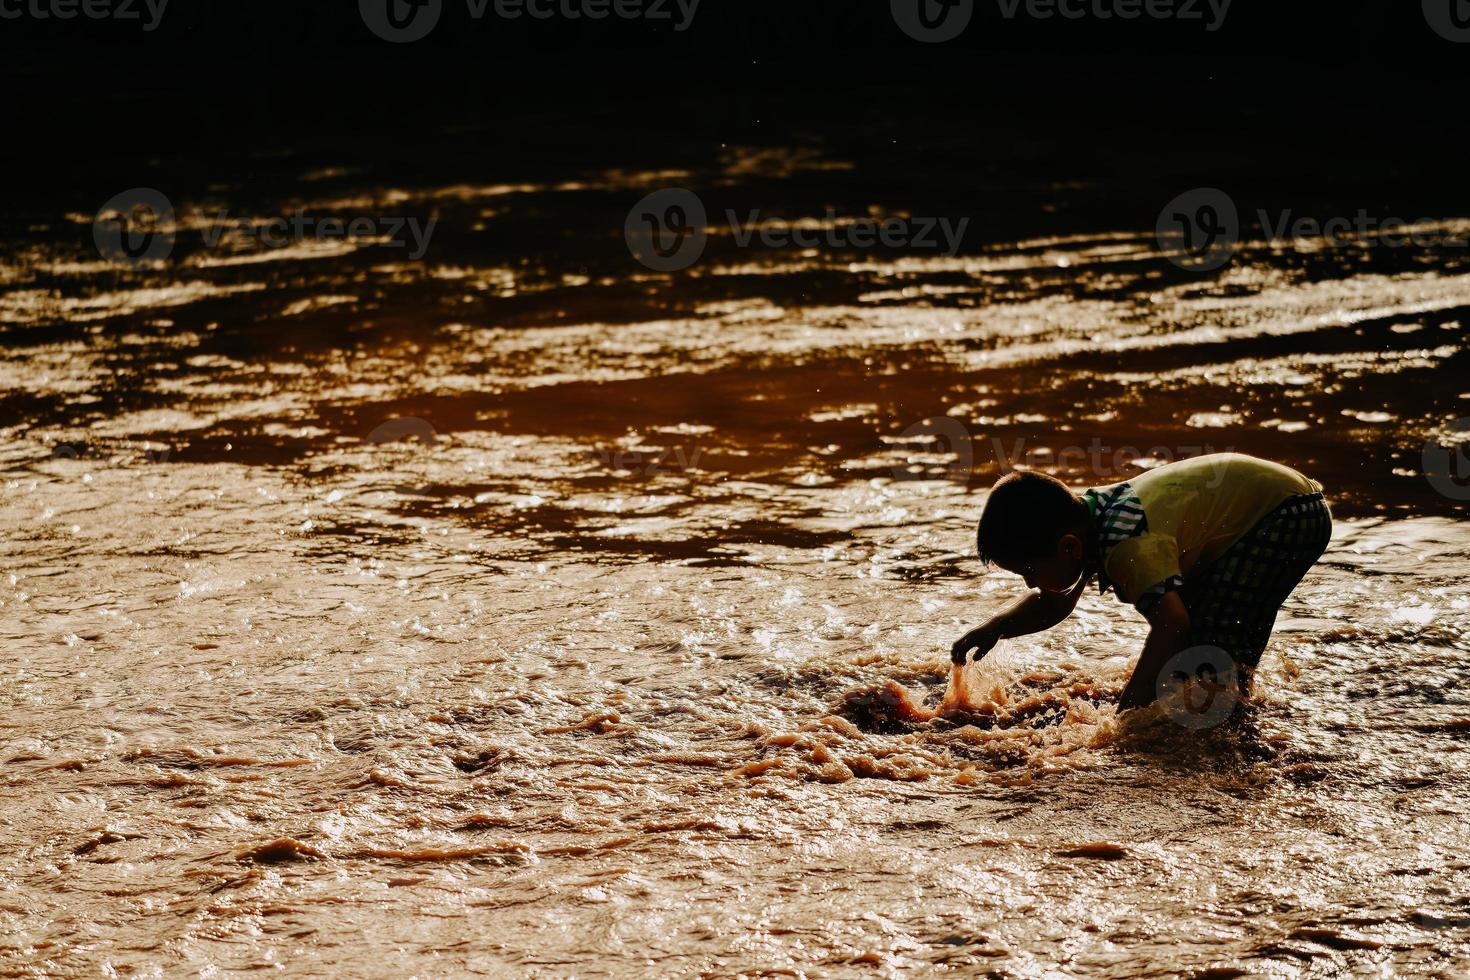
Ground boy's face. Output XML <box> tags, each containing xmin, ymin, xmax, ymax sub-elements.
<box><xmin>998</xmin><ymin>533</ymin><xmax>1086</xmax><ymax>593</ymax></box>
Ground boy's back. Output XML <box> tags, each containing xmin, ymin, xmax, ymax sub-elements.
<box><xmin>1092</xmin><ymin>453</ymin><xmax>1322</xmax><ymax>605</ymax></box>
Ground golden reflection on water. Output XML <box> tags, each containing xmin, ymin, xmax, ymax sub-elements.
<box><xmin>2</xmin><ymin>166</ymin><xmax>1470</xmax><ymax>975</ymax></box>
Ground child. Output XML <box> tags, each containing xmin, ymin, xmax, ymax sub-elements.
<box><xmin>951</xmin><ymin>453</ymin><xmax>1331</xmax><ymax>712</ymax></box>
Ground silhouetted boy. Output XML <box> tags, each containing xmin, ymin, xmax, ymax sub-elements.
<box><xmin>953</xmin><ymin>453</ymin><xmax>1331</xmax><ymax>712</ymax></box>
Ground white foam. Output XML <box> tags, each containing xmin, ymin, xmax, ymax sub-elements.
<box><xmin>968</xmin><ymin>637</ymin><xmax>1022</xmax><ymax>699</ymax></box>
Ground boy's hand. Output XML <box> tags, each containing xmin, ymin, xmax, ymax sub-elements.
<box><xmin>951</xmin><ymin>623</ymin><xmax>1001</xmax><ymax>665</ymax></box>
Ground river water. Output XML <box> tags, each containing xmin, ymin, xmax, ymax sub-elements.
<box><xmin>3</xmin><ymin>139</ymin><xmax>1470</xmax><ymax>977</ymax></box>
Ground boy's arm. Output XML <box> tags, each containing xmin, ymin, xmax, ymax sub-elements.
<box><xmin>1117</xmin><ymin>590</ymin><xmax>1192</xmax><ymax>710</ymax></box>
<box><xmin>951</xmin><ymin>574</ymin><xmax>1091</xmax><ymax>664</ymax></box>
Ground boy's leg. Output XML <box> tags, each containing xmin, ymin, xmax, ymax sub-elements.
<box><xmin>1179</xmin><ymin>493</ymin><xmax>1333</xmax><ymax>691</ymax></box>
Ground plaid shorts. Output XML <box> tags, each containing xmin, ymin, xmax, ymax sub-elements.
<box><xmin>1177</xmin><ymin>492</ymin><xmax>1332</xmax><ymax>678</ymax></box>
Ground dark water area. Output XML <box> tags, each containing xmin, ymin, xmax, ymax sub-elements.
<box><xmin>4</xmin><ymin>17</ymin><xmax>1470</xmax><ymax>978</ymax></box>
<box><xmin>4</xmin><ymin>89</ymin><xmax>1470</xmax><ymax>520</ymax></box>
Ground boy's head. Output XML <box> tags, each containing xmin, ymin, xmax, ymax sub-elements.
<box><xmin>976</xmin><ymin>470</ymin><xmax>1091</xmax><ymax>593</ymax></box>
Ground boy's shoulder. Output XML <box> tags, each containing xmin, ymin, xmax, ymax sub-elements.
<box><xmin>1081</xmin><ymin>481</ymin><xmax>1149</xmax><ymax>561</ymax></box>
<box><xmin>1129</xmin><ymin>452</ymin><xmax>1318</xmax><ymax>498</ymax></box>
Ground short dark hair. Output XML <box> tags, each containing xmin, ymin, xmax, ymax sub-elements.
<box><xmin>976</xmin><ymin>470</ymin><xmax>1090</xmax><ymax>566</ymax></box>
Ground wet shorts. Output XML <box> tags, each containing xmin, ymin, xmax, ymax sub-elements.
<box><xmin>1177</xmin><ymin>492</ymin><xmax>1332</xmax><ymax>680</ymax></box>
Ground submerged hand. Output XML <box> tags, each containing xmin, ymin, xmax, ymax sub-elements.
<box><xmin>950</xmin><ymin>624</ymin><xmax>1000</xmax><ymax>665</ymax></box>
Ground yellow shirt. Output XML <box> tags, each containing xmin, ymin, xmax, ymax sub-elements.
<box><xmin>1089</xmin><ymin>453</ymin><xmax>1321</xmax><ymax>605</ymax></box>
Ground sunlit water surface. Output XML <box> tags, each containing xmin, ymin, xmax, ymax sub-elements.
<box><xmin>3</xmin><ymin>149</ymin><xmax>1470</xmax><ymax>976</ymax></box>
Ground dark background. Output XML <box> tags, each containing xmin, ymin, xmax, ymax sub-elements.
<box><xmin>2</xmin><ymin>0</ymin><xmax>1466</xmax><ymax>210</ymax></box>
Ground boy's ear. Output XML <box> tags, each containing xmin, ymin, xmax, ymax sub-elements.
<box><xmin>1059</xmin><ymin>533</ymin><xmax>1082</xmax><ymax>559</ymax></box>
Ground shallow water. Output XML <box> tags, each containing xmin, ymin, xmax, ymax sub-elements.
<box><xmin>3</xmin><ymin>142</ymin><xmax>1470</xmax><ymax>976</ymax></box>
